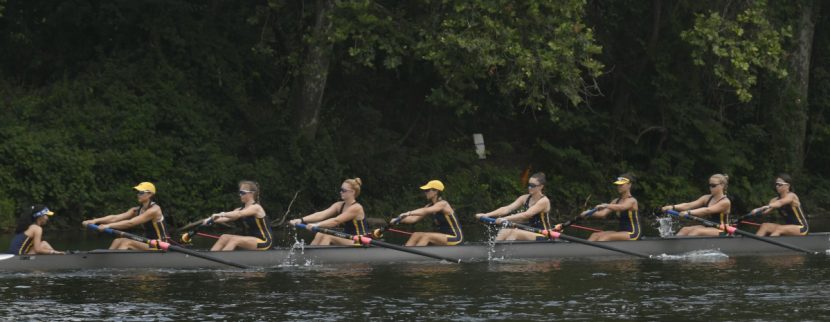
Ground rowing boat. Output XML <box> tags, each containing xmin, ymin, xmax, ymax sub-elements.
<box><xmin>1</xmin><ymin>233</ymin><xmax>827</xmax><ymax>271</ymax></box>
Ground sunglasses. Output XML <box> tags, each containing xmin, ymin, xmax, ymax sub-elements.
<box><xmin>527</xmin><ymin>183</ymin><xmax>541</xmax><ymax>189</ymax></box>
<box><xmin>708</xmin><ymin>183</ymin><xmax>721</xmax><ymax>188</ymax></box>
<box><xmin>339</xmin><ymin>188</ymin><xmax>352</xmax><ymax>193</ymax></box>
<box><xmin>239</xmin><ymin>190</ymin><xmax>255</xmax><ymax>196</ymax></box>
<box><xmin>136</xmin><ymin>190</ymin><xmax>152</xmax><ymax>196</ymax></box>
<box><xmin>775</xmin><ymin>182</ymin><xmax>788</xmax><ymax>187</ymax></box>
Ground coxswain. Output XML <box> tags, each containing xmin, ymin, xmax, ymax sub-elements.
<box><xmin>8</xmin><ymin>204</ymin><xmax>64</xmax><ymax>255</ymax></box>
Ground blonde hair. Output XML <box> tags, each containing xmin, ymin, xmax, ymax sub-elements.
<box><xmin>344</xmin><ymin>177</ymin><xmax>362</xmax><ymax>197</ymax></box>
<box><xmin>711</xmin><ymin>174</ymin><xmax>729</xmax><ymax>190</ymax></box>
<box><xmin>239</xmin><ymin>180</ymin><xmax>261</xmax><ymax>203</ymax></box>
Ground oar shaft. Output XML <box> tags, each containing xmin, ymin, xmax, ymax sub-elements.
<box><xmin>386</xmin><ymin>228</ymin><xmax>414</xmax><ymax>236</ymax></box>
<box><xmin>665</xmin><ymin>210</ymin><xmax>817</xmax><ymax>255</ymax></box>
<box><xmin>295</xmin><ymin>223</ymin><xmax>461</xmax><ymax>263</ymax></box>
<box><xmin>87</xmin><ymin>224</ymin><xmax>250</xmax><ymax>269</ymax></box>
<box><xmin>480</xmin><ymin>217</ymin><xmax>651</xmax><ymax>259</ymax></box>
<box><xmin>568</xmin><ymin>224</ymin><xmax>602</xmax><ymax>233</ymax></box>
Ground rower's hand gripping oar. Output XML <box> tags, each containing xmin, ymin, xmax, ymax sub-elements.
<box><xmin>86</xmin><ymin>224</ymin><xmax>251</xmax><ymax>269</ymax></box>
<box><xmin>293</xmin><ymin>223</ymin><xmax>461</xmax><ymax>263</ymax></box>
<box><xmin>479</xmin><ymin>217</ymin><xmax>652</xmax><ymax>259</ymax></box>
<box><xmin>665</xmin><ymin>210</ymin><xmax>818</xmax><ymax>255</ymax></box>
<box><xmin>181</xmin><ymin>218</ymin><xmax>215</xmax><ymax>244</ymax></box>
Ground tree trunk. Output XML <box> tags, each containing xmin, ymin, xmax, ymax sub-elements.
<box><xmin>772</xmin><ymin>0</ymin><xmax>818</xmax><ymax>174</ymax></box>
<box><xmin>293</xmin><ymin>0</ymin><xmax>334</xmax><ymax>140</ymax></box>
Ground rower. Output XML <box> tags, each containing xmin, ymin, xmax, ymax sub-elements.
<box><xmin>82</xmin><ymin>182</ymin><xmax>172</xmax><ymax>250</ymax></box>
<box><xmin>8</xmin><ymin>204</ymin><xmax>64</xmax><ymax>255</ymax></box>
<box><xmin>203</xmin><ymin>180</ymin><xmax>274</xmax><ymax>251</ymax></box>
<box><xmin>556</xmin><ymin>174</ymin><xmax>641</xmax><ymax>241</ymax></box>
<box><xmin>746</xmin><ymin>174</ymin><xmax>809</xmax><ymax>236</ymax></box>
<box><xmin>660</xmin><ymin>174</ymin><xmax>732</xmax><ymax>236</ymax></box>
<box><xmin>391</xmin><ymin>180</ymin><xmax>463</xmax><ymax>246</ymax></box>
<box><xmin>289</xmin><ymin>178</ymin><xmax>368</xmax><ymax>246</ymax></box>
<box><xmin>475</xmin><ymin>173</ymin><xmax>551</xmax><ymax>241</ymax></box>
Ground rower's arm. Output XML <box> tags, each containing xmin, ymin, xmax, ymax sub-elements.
<box><xmin>594</xmin><ymin>198</ymin><xmax>637</xmax><ymax>218</ymax></box>
<box><xmin>213</xmin><ymin>205</ymin><xmax>262</xmax><ymax>222</ymax></box>
<box><xmin>398</xmin><ymin>202</ymin><xmax>446</xmax><ymax>224</ymax></box>
<box><xmin>766</xmin><ymin>193</ymin><xmax>796</xmax><ymax>210</ymax></box>
<box><xmin>86</xmin><ymin>208</ymin><xmax>136</xmax><ymax>225</ymax></box>
<box><xmin>316</xmin><ymin>204</ymin><xmax>363</xmax><ymax>228</ymax></box>
<box><xmin>300</xmin><ymin>203</ymin><xmax>340</xmax><ymax>223</ymax></box>
<box><xmin>104</xmin><ymin>206</ymin><xmax>160</xmax><ymax>230</ymax></box>
<box><xmin>503</xmin><ymin>197</ymin><xmax>549</xmax><ymax>222</ymax></box>
<box><xmin>686</xmin><ymin>198</ymin><xmax>731</xmax><ymax>217</ymax></box>
<box><xmin>668</xmin><ymin>196</ymin><xmax>707</xmax><ymax>212</ymax></box>
<box><xmin>479</xmin><ymin>196</ymin><xmax>525</xmax><ymax>218</ymax></box>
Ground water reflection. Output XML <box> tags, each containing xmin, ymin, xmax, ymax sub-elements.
<box><xmin>486</xmin><ymin>259</ymin><xmax>563</xmax><ymax>273</ymax></box>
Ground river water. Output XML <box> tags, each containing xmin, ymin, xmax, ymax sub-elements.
<box><xmin>1</xmin><ymin>254</ymin><xmax>829</xmax><ymax>320</ymax></box>
<box><xmin>1</xmin><ymin>220</ymin><xmax>829</xmax><ymax>320</ymax></box>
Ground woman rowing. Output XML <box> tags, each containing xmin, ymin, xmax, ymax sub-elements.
<box><xmin>660</xmin><ymin>174</ymin><xmax>732</xmax><ymax>236</ymax></box>
<box><xmin>746</xmin><ymin>174</ymin><xmax>808</xmax><ymax>236</ymax></box>
<box><xmin>7</xmin><ymin>205</ymin><xmax>64</xmax><ymax>255</ymax></box>
<box><xmin>82</xmin><ymin>182</ymin><xmax>171</xmax><ymax>250</ymax></box>
<box><xmin>555</xmin><ymin>174</ymin><xmax>641</xmax><ymax>241</ymax></box>
<box><xmin>289</xmin><ymin>178</ymin><xmax>368</xmax><ymax>246</ymax></box>
<box><xmin>391</xmin><ymin>180</ymin><xmax>463</xmax><ymax>246</ymax></box>
<box><xmin>475</xmin><ymin>173</ymin><xmax>550</xmax><ymax>241</ymax></box>
<box><xmin>202</xmin><ymin>180</ymin><xmax>274</xmax><ymax>251</ymax></box>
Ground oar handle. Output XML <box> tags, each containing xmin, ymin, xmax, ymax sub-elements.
<box><xmin>86</xmin><ymin>223</ymin><xmax>115</xmax><ymax>235</ymax></box>
<box><xmin>584</xmin><ymin>208</ymin><xmax>599</xmax><ymax>217</ymax></box>
<box><xmin>479</xmin><ymin>217</ymin><xmax>497</xmax><ymax>224</ymax></box>
<box><xmin>294</xmin><ymin>222</ymin><xmax>312</xmax><ymax>231</ymax></box>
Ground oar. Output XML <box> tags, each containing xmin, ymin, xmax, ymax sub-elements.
<box><xmin>568</xmin><ymin>224</ymin><xmax>602</xmax><ymax>233</ymax></box>
<box><xmin>479</xmin><ymin>217</ymin><xmax>651</xmax><ymax>259</ymax></box>
<box><xmin>665</xmin><ymin>210</ymin><xmax>818</xmax><ymax>255</ymax></box>
<box><xmin>556</xmin><ymin>208</ymin><xmax>598</xmax><ymax>230</ymax></box>
<box><xmin>293</xmin><ymin>223</ymin><xmax>461</xmax><ymax>263</ymax></box>
<box><xmin>86</xmin><ymin>224</ymin><xmax>251</xmax><ymax>269</ymax></box>
<box><xmin>738</xmin><ymin>221</ymin><xmax>761</xmax><ymax>227</ymax></box>
<box><xmin>369</xmin><ymin>227</ymin><xmax>413</xmax><ymax>239</ymax></box>
<box><xmin>181</xmin><ymin>219</ymin><xmax>214</xmax><ymax>244</ymax></box>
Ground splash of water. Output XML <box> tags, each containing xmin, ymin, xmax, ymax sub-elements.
<box><xmin>656</xmin><ymin>216</ymin><xmax>677</xmax><ymax>237</ymax></box>
<box><xmin>485</xmin><ymin>225</ymin><xmax>503</xmax><ymax>261</ymax></box>
<box><xmin>654</xmin><ymin>249</ymin><xmax>729</xmax><ymax>262</ymax></box>
<box><xmin>280</xmin><ymin>233</ymin><xmax>306</xmax><ymax>267</ymax></box>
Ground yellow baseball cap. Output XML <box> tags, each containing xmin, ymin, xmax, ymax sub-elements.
<box><xmin>419</xmin><ymin>180</ymin><xmax>445</xmax><ymax>191</ymax></box>
<box><xmin>613</xmin><ymin>176</ymin><xmax>631</xmax><ymax>185</ymax></box>
<box><xmin>133</xmin><ymin>182</ymin><xmax>157</xmax><ymax>194</ymax></box>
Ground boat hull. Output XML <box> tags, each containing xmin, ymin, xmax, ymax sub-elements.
<box><xmin>1</xmin><ymin>233</ymin><xmax>827</xmax><ymax>271</ymax></box>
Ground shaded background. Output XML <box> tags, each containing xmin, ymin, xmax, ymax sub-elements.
<box><xmin>1</xmin><ymin>0</ymin><xmax>828</xmax><ymax>233</ymax></box>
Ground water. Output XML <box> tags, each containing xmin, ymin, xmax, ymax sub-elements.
<box><xmin>2</xmin><ymin>219</ymin><xmax>829</xmax><ymax>320</ymax></box>
<box><xmin>1</xmin><ymin>254</ymin><xmax>829</xmax><ymax>320</ymax></box>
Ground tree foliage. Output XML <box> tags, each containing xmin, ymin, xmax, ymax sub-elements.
<box><xmin>0</xmin><ymin>0</ymin><xmax>829</xmax><ymax>234</ymax></box>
